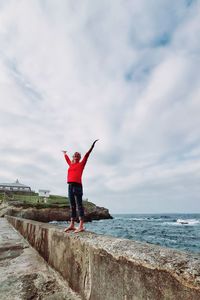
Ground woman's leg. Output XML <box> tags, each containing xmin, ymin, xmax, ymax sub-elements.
<box><xmin>74</xmin><ymin>185</ymin><xmax>85</xmax><ymax>232</ymax></box>
<box><xmin>64</xmin><ymin>184</ymin><xmax>77</xmax><ymax>231</ymax></box>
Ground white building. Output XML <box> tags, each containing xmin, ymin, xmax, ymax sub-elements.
<box><xmin>38</xmin><ymin>189</ymin><xmax>50</xmax><ymax>198</ymax></box>
<box><xmin>0</xmin><ymin>179</ymin><xmax>31</xmax><ymax>192</ymax></box>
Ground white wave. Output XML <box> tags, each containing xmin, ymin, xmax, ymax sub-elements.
<box><xmin>132</xmin><ymin>218</ymin><xmax>148</xmax><ymax>221</ymax></box>
<box><xmin>131</xmin><ymin>217</ymin><xmax>156</xmax><ymax>221</ymax></box>
<box><xmin>162</xmin><ymin>222</ymin><xmax>172</xmax><ymax>226</ymax></box>
<box><xmin>115</xmin><ymin>217</ymin><xmax>171</xmax><ymax>222</ymax></box>
<box><xmin>176</xmin><ymin>219</ymin><xmax>200</xmax><ymax>225</ymax></box>
<box><xmin>114</xmin><ymin>217</ymin><xmax>146</xmax><ymax>221</ymax></box>
<box><xmin>162</xmin><ymin>219</ymin><xmax>200</xmax><ymax>226</ymax></box>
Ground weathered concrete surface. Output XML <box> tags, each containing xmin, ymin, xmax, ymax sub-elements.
<box><xmin>0</xmin><ymin>218</ymin><xmax>81</xmax><ymax>300</ymax></box>
<box><xmin>6</xmin><ymin>216</ymin><xmax>200</xmax><ymax>300</ymax></box>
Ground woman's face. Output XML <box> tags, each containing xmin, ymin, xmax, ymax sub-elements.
<box><xmin>72</xmin><ymin>152</ymin><xmax>81</xmax><ymax>163</ymax></box>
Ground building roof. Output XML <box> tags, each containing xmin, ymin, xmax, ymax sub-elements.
<box><xmin>0</xmin><ymin>179</ymin><xmax>31</xmax><ymax>188</ymax></box>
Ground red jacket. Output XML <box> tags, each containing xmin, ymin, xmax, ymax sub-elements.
<box><xmin>64</xmin><ymin>152</ymin><xmax>90</xmax><ymax>184</ymax></box>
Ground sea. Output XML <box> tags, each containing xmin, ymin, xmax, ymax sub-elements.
<box><xmin>52</xmin><ymin>213</ymin><xmax>200</xmax><ymax>254</ymax></box>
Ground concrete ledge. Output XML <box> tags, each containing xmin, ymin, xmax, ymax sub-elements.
<box><xmin>0</xmin><ymin>218</ymin><xmax>80</xmax><ymax>299</ymax></box>
<box><xmin>6</xmin><ymin>216</ymin><xmax>200</xmax><ymax>300</ymax></box>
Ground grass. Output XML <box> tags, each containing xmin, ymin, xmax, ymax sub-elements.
<box><xmin>48</xmin><ymin>194</ymin><xmax>68</xmax><ymax>204</ymax></box>
<box><xmin>0</xmin><ymin>192</ymin><xmax>96</xmax><ymax>211</ymax></box>
<box><xmin>0</xmin><ymin>192</ymin><xmax>70</xmax><ymax>208</ymax></box>
<box><xmin>83</xmin><ymin>201</ymin><xmax>97</xmax><ymax>213</ymax></box>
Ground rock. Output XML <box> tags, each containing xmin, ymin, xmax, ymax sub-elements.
<box><xmin>85</xmin><ymin>206</ymin><xmax>113</xmax><ymax>221</ymax></box>
<box><xmin>0</xmin><ymin>202</ymin><xmax>112</xmax><ymax>222</ymax></box>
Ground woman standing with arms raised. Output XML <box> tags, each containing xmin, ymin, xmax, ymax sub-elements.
<box><xmin>62</xmin><ymin>140</ymin><xmax>98</xmax><ymax>233</ymax></box>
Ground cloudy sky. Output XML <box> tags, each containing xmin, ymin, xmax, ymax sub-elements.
<box><xmin>0</xmin><ymin>0</ymin><xmax>200</xmax><ymax>213</ymax></box>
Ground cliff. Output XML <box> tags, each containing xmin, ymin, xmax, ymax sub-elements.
<box><xmin>0</xmin><ymin>201</ymin><xmax>112</xmax><ymax>222</ymax></box>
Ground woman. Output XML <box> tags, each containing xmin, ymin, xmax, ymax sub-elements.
<box><xmin>62</xmin><ymin>140</ymin><xmax>98</xmax><ymax>233</ymax></box>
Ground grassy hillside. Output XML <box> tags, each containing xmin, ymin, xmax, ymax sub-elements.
<box><xmin>0</xmin><ymin>192</ymin><xmax>97</xmax><ymax>212</ymax></box>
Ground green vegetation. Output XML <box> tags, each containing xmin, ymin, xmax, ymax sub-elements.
<box><xmin>48</xmin><ymin>194</ymin><xmax>69</xmax><ymax>204</ymax></box>
<box><xmin>0</xmin><ymin>192</ymin><xmax>96</xmax><ymax>211</ymax></box>
<box><xmin>0</xmin><ymin>192</ymin><xmax>70</xmax><ymax>208</ymax></box>
<box><xmin>83</xmin><ymin>200</ymin><xmax>97</xmax><ymax>213</ymax></box>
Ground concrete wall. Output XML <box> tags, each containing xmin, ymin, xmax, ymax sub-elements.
<box><xmin>6</xmin><ymin>216</ymin><xmax>200</xmax><ymax>300</ymax></box>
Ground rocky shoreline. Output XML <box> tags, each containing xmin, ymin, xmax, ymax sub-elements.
<box><xmin>0</xmin><ymin>201</ymin><xmax>113</xmax><ymax>223</ymax></box>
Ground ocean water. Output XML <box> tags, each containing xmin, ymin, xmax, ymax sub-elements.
<box><xmin>53</xmin><ymin>213</ymin><xmax>200</xmax><ymax>254</ymax></box>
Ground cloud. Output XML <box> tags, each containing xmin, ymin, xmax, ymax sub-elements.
<box><xmin>0</xmin><ymin>0</ymin><xmax>200</xmax><ymax>213</ymax></box>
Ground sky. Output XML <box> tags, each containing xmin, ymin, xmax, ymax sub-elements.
<box><xmin>0</xmin><ymin>0</ymin><xmax>200</xmax><ymax>214</ymax></box>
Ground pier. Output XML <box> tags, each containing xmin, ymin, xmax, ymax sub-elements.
<box><xmin>0</xmin><ymin>218</ymin><xmax>80</xmax><ymax>300</ymax></box>
<box><xmin>1</xmin><ymin>216</ymin><xmax>200</xmax><ymax>300</ymax></box>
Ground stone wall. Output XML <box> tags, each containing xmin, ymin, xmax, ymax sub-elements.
<box><xmin>6</xmin><ymin>216</ymin><xmax>200</xmax><ymax>300</ymax></box>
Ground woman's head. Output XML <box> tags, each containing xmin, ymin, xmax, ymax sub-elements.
<box><xmin>72</xmin><ymin>152</ymin><xmax>81</xmax><ymax>163</ymax></box>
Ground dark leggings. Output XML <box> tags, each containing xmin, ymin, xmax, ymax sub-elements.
<box><xmin>68</xmin><ymin>183</ymin><xmax>84</xmax><ymax>219</ymax></box>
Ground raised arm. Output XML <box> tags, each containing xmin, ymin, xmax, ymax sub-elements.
<box><xmin>62</xmin><ymin>150</ymin><xmax>71</xmax><ymax>166</ymax></box>
<box><xmin>82</xmin><ymin>140</ymin><xmax>99</xmax><ymax>164</ymax></box>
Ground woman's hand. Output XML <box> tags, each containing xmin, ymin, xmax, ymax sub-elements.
<box><xmin>93</xmin><ymin>139</ymin><xmax>99</xmax><ymax>146</ymax></box>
